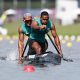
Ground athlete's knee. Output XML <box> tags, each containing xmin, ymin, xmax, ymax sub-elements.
<box><xmin>35</xmin><ymin>47</ymin><xmax>41</xmax><ymax>55</ymax></box>
<box><xmin>32</xmin><ymin>42</ymin><xmax>41</xmax><ymax>53</ymax></box>
<box><xmin>34</xmin><ymin>45</ymin><xmax>41</xmax><ymax>52</ymax></box>
<box><xmin>36</xmin><ymin>47</ymin><xmax>41</xmax><ymax>52</ymax></box>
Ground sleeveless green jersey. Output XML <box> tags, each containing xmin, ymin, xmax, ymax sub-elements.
<box><xmin>30</xmin><ymin>18</ymin><xmax>53</xmax><ymax>42</ymax></box>
<box><xmin>21</xmin><ymin>23</ymin><xmax>31</xmax><ymax>36</ymax></box>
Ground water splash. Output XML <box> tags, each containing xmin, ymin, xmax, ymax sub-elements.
<box><xmin>6</xmin><ymin>51</ymin><xmax>18</xmax><ymax>61</ymax></box>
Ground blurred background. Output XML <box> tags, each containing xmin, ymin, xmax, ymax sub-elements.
<box><xmin>0</xmin><ymin>0</ymin><xmax>80</xmax><ymax>36</ymax></box>
<box><xmin>0</xmin><ymin>1</ymin><xmax>80</xmax><ymax>80</ymax></box>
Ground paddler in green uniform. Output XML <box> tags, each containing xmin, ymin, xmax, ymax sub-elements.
<box><xmin>28</xmin><ymin>11</ymin><xmax>62</xmax><ymax>58</ymax></box>
<box><xmin>18</xmin><ymin>13</ymin><xmax>32</xmax><ymax>64</ymax></box>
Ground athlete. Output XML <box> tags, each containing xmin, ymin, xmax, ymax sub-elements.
<box><xmin>18</xmin><ymin>13</ymin><xmax>32</xmax><ymax>64</ymax></box>
<box><xmin>28</xmin><ymin>11</ymin><xmax>62</xmax><ymax>58</ymax></box>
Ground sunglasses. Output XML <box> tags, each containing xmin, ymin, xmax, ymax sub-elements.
<box><xmin>43</xmin><ymin>19</ymin><xmax>49</xmax><ymax>21</ymax></box>
<box><xmin>24</xmin><ymin>20</ymin><xmax>32</xmax><ymax>23</ymax></box>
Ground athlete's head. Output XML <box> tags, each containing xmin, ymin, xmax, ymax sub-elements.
<box><xmin>40</xmin><ymin>11</ymin><xmax>49</xmax><ymax>25</ymax></box>
<box><xmin>23</xmin><ymin>13</ymin><xmax>32</xmax><ymax>26</ymax></box>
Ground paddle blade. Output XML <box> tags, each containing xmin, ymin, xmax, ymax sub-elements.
<box><xmin>62</xmin><ymin>57</ymin><xmax>73</xmax><ymax>62</ymax></box>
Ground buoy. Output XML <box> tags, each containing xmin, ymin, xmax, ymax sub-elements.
<box><xmin>76</xmin><ymin>36</ymin><xmax>80</xmax><ymax>42</ymax></box>
<box><xmin>64</xmin><ymin>35</ymin><xmax>69</xmax><ymax>41</ymax></box>
<box><xmin>6</xmin><ymin>35</ymin><xmax>10</xmax><ymax>40</ymax></box>
<box><xmin>24</xmin><ymin>65</ymin><xmax>35</xmax><ymax>72</ymax></box>
<box><xmin>70</xmin><ymin>35</ymin><xmax>76</xmax><ymax>41</ymax></box>
<box><xmin>67</xmin><ymin>42</ymin><xmax>72</xmax><ymax>47</ymax></box>
<box><xmin>0</xmin><ymin>35</ymin><xmax>3</xmax><ymax>41</ymax></box>
<box><xmin>61</xmin><ymin>39</ymin><xmax>66</xmax><ymax>44</ymax></box>
<box><xmin>59</xmin><ymin>35</ymin><xmax>63</xmax><ymax>41</ymax></box>
<box><xmin>10</xmin><ymin>40</ymin><xmax>14</xmax><ymax>44</ymax></box>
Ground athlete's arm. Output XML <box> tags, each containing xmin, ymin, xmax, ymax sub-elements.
<box><xmin>51</xmin><ymin>23</ymin><xmax>62</xmax><ymax>57</ymax></box>
<box><xmin>18</xmin><ymin>26</ymin><xmax>24</xmax><ymax>63</ymax></box>
<box><xmin>31</xmin><ymin>21</ymin><xmax>46</xmax><ymax>30</ymax></box>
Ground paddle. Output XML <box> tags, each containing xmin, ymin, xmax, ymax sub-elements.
<box><xmin>22</xmin><ymin>38</ymin><xmax>29</xmax><ymax>57</ymax></box>
<box><xmin>47</xmin><ymin>33</ymin><xmax>73</xmax><ymax>62</ymax></box>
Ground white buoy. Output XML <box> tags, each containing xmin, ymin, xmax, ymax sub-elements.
<box><xmin>64</xmin><ymin>35</ymin><xmax>70</xmax><ymax>41</ymax></box>
<box><xmin>0</xmin><ymin>27</ymin><xmax>8</xmax><ymax>36</ymax></box>
<box><xmin>10</xmin><ymin>40</ymin><xmax>14</xmax><ymax>44</ymax></box>
<box><xmin>70</xmin><ymin>35</ymin><xmax>76</xmax><ymax>41</ymax></box>
<box><xmin>58</xmin><ymin>35</ymin><xmax>63</xmax><ymax>41</ymax></box>
<box><xmin>61</xmin><ymin>39</ymin><xmax>66</xmax><ymax>44</ymax></box>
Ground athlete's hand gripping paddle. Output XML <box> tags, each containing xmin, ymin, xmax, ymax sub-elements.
<box><xmin>47</xmin><ymin>33</ymin><xmax>73</xmax><ymax>62</ymax></box>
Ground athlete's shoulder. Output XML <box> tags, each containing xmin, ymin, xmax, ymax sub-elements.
<box><xmin>33</xmin><ymin>16</ymin><xmax>40</xmax><ymax>21</ymax></box>
<box><xmin>21</xmin><ymin>22</ymin><xmax>26</xmax><ymax>28</ymax></box>
<box><xmin>21</xmin><ymin>22</ymin><xmax>25</xmax><ymax>26</ymax></box>
<box><xmin>48</xmin><ymin>19</ymin><xmax>53</xmax><ymax>25</ymax></box>
<box><xmin>34</xmin><ymin>16</ymin><xmax>40</xmax><ymax>19</ymax></box>
<box><xmin>49</xmin><ymin>19</ymin><xmax>53</xmax><ymax>23</ymax></box>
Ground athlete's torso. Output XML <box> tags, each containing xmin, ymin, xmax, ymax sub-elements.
<box><xmin>30</xmin><ymin>18</ymin><xmax>53</xmax><ymax>42</ymax></box>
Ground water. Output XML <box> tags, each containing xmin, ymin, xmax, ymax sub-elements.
<box><xmin>0</xmin><ymin>38</ymin><xmax>80</xmax><ymax>80</ymax></box>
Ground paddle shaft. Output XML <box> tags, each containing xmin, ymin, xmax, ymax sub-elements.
<box><xmin>22</xmin><ymin>38</ymin><xmax>29</xmax><ymax>57</ymax></box>
<box><xmin>47</xmin><ymin>33</ymin><xmax>73</xmax><ymax>62</ymax></box>
<box><xmin>47</xmin><ymin>33</ymin><xmax>61</xmax><ymax>55</ymax></box>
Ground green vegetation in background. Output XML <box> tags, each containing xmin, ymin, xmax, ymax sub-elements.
<box><xmin>3</xmin><ymin>20</ymin><xmax>80</xmax><ymax>36</ymax></box>
<box><xmin>3</xmin><ymin>0</ymin><xmax>55</xmax><ymax>10</ymax></box>
<box><xmin>4</xmin><ymin>2</ymin><xmax>13</xmax><ymax>10</ymax></box>
<box><xmin>4</xmin><ymin>20</ymin><xmax>22</xmax><ymax>36</ymax></box>
<box><xmin>31</xmin><ymin>1</ymin><xmax>54</xmax><ymax>9</ymax></box>
<box><xmin>55</xmin><ymin>23</ymin><xmax>80</xmax><ymax>36</ymax></box>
